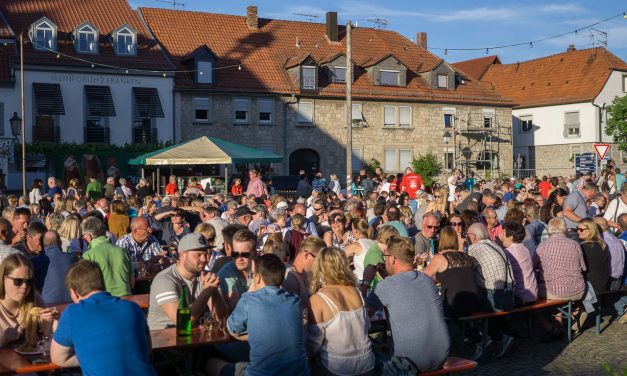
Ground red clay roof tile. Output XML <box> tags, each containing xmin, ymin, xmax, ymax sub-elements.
<box><xmin>481</xmin><ymin>48</ymin><xmax>627</xmax><ymax>108</ymax></box>
<box><xmin>452</xmin><ymin>55</ymin><xmax>501</xmax><ymax>80</ymax></box>
<box><xmin>0</xmin><ymin>0</ymin><xmax>172</xmax><ymax>72</ymax></box>
<box><xmin>139</xmin><ymin>7</ymin><xmax>510</xmax><ymax>106</ymax></box>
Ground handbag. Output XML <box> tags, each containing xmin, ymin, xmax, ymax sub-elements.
<box><xmin>485</xmin><ymin>243</ymin><xmax>515</xmax><ymax>311</ymax></box>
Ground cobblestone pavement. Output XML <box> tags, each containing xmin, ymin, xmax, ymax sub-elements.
<box><xmin>462</xmin><ymin>314</ymin><xmax>626</xmax><ymax>375</ymax></box>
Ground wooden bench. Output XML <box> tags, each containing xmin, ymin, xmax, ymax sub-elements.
<box><xmin>594</xmin><ymin>288</ymin><xmax>626</xmax><ymax>334</ymax></box>
<box><xmin>419</xmin><ymin>357</ymin><xmax>478</xmax><ymax>376</ymax></box>
<box><xmin>456</xmin><ymin>299</ymin><xmax>573</xmax><ymax>361</ymax></box>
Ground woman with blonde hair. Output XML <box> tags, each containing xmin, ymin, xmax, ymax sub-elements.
<box><xmin>58</xmin><ymin>215</ymin><xmax>86</xmax><ymax>255</ymax></box>
<box><xmin>0</xmin><ymin>254</ymin><xmax>58</xmax><ymax>348</ymax></box>
<box><xmin>28</xmin><ymin>203</ymin><xmax>43</xmax><ymax>223</ymax></box>
<box><xmin>343</xmin><ymin>218</ymin><xmax>375</xmax><ymax>283</ymax></box>
<box><xmin>423</xmin><ymin>226</ymin><xmax>478</xmax><ymax>318</ymax></box>
<box><xmin>425</xmin><ymin>187</ymin><xmax>449</xmax><ymax>221</ymax></box>
<box><xmin>577</xmin><ymin>218</ymin><xmax>610</xmax><ymax>294</ymax></box>
<box><xmin>307</xmin><ymin>247</ymin><xmax>375</xmax><ymax>376</ymax></box>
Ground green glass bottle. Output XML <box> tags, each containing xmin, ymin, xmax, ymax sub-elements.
<box><xmin>176</xmin><ymin>284</ymin><xmax>191</xmax><ymax>337</ymax></box>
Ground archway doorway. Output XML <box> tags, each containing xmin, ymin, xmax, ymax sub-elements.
<box><xmin>289</xmin><ymin>149</ymin><xmax>319</xmax><ymax>180</ymax></box>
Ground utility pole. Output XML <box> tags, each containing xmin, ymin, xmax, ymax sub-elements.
<box><xmin>20</xmin><ymin>33</ymin><xmax>25</xmax><ymax>197</ymax></box>
<box><xmin>346</xmin><ymin>20</ymin><xmax>352</xmax><ymax>191</ymax></box>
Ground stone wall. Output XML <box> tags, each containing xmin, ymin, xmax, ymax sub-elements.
<box><xmin>529</xmin><ymin>142</ymin><xmax>626</xmax><ymax>177</ymax></box>
<box><xmin>179</xmin><ymin>91</ymin><xmax>513</xmax><ymax>180</ymax></box>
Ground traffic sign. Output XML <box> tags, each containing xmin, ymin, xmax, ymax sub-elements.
<box><xmin>594</xmin><ymin>144</ymin><xmax>610</xmax><ymax>160</ymax></box>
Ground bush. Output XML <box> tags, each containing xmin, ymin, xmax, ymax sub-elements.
<box><xmin>410</xmin><ymin>153</ymin><xmax>442</xmax><ymax>188</ymax></box>
<box><xmin>365</xmin><ymin>158</ymin><xmax>381</xmax><ymax>176</ymax></box>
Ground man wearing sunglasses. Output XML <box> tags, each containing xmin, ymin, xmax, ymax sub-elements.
<box><xmin>148</xmin><ymin>233</ymin><xmax>227</xmax><ymax>330</ymax></box>
<box><xmin>414</xmin><ymin>212</ymin><xmax>439</xmax><ymax>263</ymax></box>
<box><xmin>217</xmin><ymin>229</ymin><xmax>256</xmax><ymax>312</ymax></box>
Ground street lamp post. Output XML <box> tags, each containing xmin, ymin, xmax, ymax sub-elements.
<box><xmin>9</xmin><ymin>112</ymin><xmax>24</xmax><ymax>195</ymax></box>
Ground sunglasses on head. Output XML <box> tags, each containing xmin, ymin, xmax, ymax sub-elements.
<box><xmin>5</xmin><ymin>276</ymin><xmax>33</xmax><ymax>288</ymax></box>
<box><xmin>232</xmin><ymin>252</ymin><xmax>251</xmax><ymax>259</ymax></box>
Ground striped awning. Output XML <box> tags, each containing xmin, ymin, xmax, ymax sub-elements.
<box><xmin>85</xmin><ymin>85</ymin><xmax>116</xmax><ymax>117</ymax></box>
<box><xmin>132</xmin><ymin>87</ymin><xmax>164</xmax><ymax>118</ymax></box>
<box><xmin>33</xmin><ymin>83</ymin><xmax>65</xmax><ymax>115</ymax></box>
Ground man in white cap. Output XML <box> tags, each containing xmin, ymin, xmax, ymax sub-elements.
<box><xmin>147</xmin><ymin>233</ymin><xmax>227</xmax><ymax>330</ymax></box>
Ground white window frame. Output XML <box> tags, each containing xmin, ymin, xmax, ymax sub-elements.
<box><xmin>297</xmin><ymin>101</ymin><xmax>314</xmax><ymax>124</ymax></box>
<box><xmin>443</xmin><ymin>107</ymin><xmax>455</xmax><ymax>128</ymax></box>
<box><xmin>564</xmin><ymin>111</ymin><xmax>580</xmax><ymax>138</ymax></box>
<box><xmin>622</xmin><ymin>75</ymin><xmax>627</xmax><ymax>93</ymax></box>
<box><xmin>192</xmin><ymin>97</ymin><xmax>211</xmax><ymax>123</ymax></box>
<box><xmin>197</xmin><ymin>61</ymin><xmax>213</xmax><ymax>84</ymax></box>
<box><xmin>399</xmin><ymin>106</ymin><xmax>411</xmax><ymax>127</ymax></box>
<box><xmin>257</xmin><ymin>98</ymin><xmax>274</xmax><ymax>125</ymax></box>
<box><xmin>334</xmin><ymin>66</ymin><xmax>346</xmax><ymax>83</ymax></box>
<box><xmin>621</xmin><ymin>151</ymin><xmax>627</xmax><ymax>164</ymax></box>
<box><xmin>444</xmin><ymin>150</ymin><xmax>454</xmax><ymax>171</ymax></box>
<box><xmin>437</xmin><ymin>74</ymin><xmax>448</xmax><ymax>89</ymax></box>
<box><xmin>483</xmin><ymin>109</ymin><xmax>495</xmax><ymax>128</ymax></box>
<box><xmin>113</xmin><ymin>25</ymin><xmax>136</xmax><ymax>56</ymax></box>
<box><xmin>352</xmin><ymin>148</ymin><xmax>363</xmax><ymax>172</ymax></box>
<box><xmin>351</xmin><ymin>103</ymin><xmax>364</xmax><ymax>127</ymax></box>
<box><xmin>301</xmin><ymin>66</ymin><xmax>317</xmax><ymax>90</ymax></box>
<box><xmin>383</xmin><ymin>105</ymin><xmax>412</xmax><ymax>127</ymax></box>
<box><xmin>384</xmin><ymin>148</ymin><xmax>413</xmax><ymax>172</ymax></box>
<box><xmin>380</xmin><ymin>69</ymin><xmax>400</xmax><ymax>86</ymax></box>
<box><xmin>233</xmin><ymin>98</ymin><xmax>250</xmax><ymax>124</ymax></box>
<box><xmin>75</xmin><ymin>23</ymin><xmax>98</xmax><ymax>54</ymax></box>
<box><xmin>31</xmin><ymin>19</ymin><xmax>57</xmax><ymax>51</ymax></box>
<box><xmin>520</xmin><ymin>114</ymin><xmax>533</xmax><ymax>133</ymax></box>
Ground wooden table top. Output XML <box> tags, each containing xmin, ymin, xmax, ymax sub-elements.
<box><xmin>0</xmin><ymin>325</ymin><xmax>235</xmax><ymax>375</ymax></box>
<box><xmin>151</xmin><ymin>327</ymin><xmax>234</xmax><ymax>351</ymax></box>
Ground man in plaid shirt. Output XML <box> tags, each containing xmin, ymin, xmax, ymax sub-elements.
<box><xmin>467</xmin><ymin>223</ymin><xmax>515</xmax><ymax>359</ymax></box>
<box><xmin>534</xmin><ymin>217</ymin><xmax>586</xmax><ymax>301</ymax></box>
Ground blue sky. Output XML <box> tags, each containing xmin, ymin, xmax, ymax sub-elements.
<box><xmin>131</xmin><ymin>0</ymin><xmax>627</xmax><ymax>64</ymax></box>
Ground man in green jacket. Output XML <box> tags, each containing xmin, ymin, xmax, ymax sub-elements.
<box><xmin>81</xmin><ymin>216</ymin><xmax>133</xmax><ymax>296</ymax></box>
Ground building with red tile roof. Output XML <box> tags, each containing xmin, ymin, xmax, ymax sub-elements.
<box><xmin>457</xmin><ymin>46</ymin><xmax>627</xmax><ymax>176</ymax></box>
<box><xmin>141</xmin><ymin>6</ymin><xmax>513</xmax><ymax>178</ymax></box>
<box><xmin>452</xmin><ymin>55</ymin><xmax>500</xmax><ymax>81</ymax></box>
<box><xmin>0</xmin><ymin>0</ymin><xmax>175</xmax><ymax>190</ymax></box>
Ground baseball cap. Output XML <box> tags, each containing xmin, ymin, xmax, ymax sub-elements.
<box><xmin>178</xmin><ymin>233</ymin><xmax>210</xmax><ymax>253</ymax></box>
<box><xmin>235</xmin><ymin>206</ymin><xmax>256</xmax><ymax>217</ymax></box>
<box><xmin>276</xmin><ymin>201</ymin><xmax>288</xmax><ymax>210</ymax></box>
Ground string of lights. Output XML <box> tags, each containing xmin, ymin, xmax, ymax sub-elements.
<box><xmin>429</xmin><ymin>11</ymin><xmax>627</xmax><ymax>54</ymax></box>
<box><xmin>21</xmin><ymin>37</ymin><xmax>242</xmax><ymax>76</ymax></box>
<box><xmin>17</xmin><ymin>10</ymin><xmax>627</xmax><ymax>72</ymax></box>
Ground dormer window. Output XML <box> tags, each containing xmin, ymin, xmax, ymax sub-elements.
<box><xmin>75</xmin><ymin>23</ymin><xmax>98</xmax><ymax>54</ymax></box>
<box><xmin>113</xmin><ymin>25</ymin><xmax>136</xmax><ymax>56</ymax></box>
<box><xmin>302</xmin><ymin>66</ymin><xmax>317</xmax><ymax>89</ymax></box>
<box><xmin>380</xmin><ymin>70</ymin><xmax>400</xmax><ymax>86</ymax></box>
<box><xmin>333</xmin><ymin>66</ymin><xmax>346</xmax><ymax>83</ymax></box>
<box><xmin>197</xmin><ymin>61</ymin><xmax>213</xmax><ymax>84</ymax></box>
<box><xmin>30</xmin><ymin>18</ymin><xmax>57</xmax><ymax>51</ymax></box>
<box><xmin>437</xmin><ymin>74</ymin><xmax>448</xmax><ymax>89</ymax></box>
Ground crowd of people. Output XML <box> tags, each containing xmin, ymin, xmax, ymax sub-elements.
<box><xmin>0</xmin><ymin>165</ymin><xmax>626</xmax><ymax>375</ymax></box>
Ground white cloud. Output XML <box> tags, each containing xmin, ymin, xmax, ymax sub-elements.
<box><xmin>539</xmin><ymin>4</ymin><xmax>586</xmax><ymax>13</ymax></box>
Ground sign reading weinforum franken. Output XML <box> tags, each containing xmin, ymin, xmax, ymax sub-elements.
<box><xmin>50</xmin><ymin>74</ymin><xmax>142</xmax><ymax>86</ymax></box>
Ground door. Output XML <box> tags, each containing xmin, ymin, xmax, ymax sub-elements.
<box><xmin>289</xmin><ymin>149</ymin><xmax>319</xmax><ymax>180</ymax></box>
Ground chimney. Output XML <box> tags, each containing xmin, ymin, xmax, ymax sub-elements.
<box><xmin>417</xmin><ymin>32</ymin><xmax>427</xmax><ymax>49</ymax></box>
<box><xmin>246</xmin><ymin>6</ymin><xmax>258</xmax><ymax>31</ymax></box>
<box><xmin>326</xmin><ymin>12</ymin><xmax>338</xmax><ymax>42</ymax></box>
<box><xmin>567</xmin><ymin>44</ymin><xmax>576</xmax><ymax>52</ymax></box>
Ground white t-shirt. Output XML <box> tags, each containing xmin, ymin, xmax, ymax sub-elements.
<box><xmin>447</xmin><ymin>176</ymin><xmax>457</xmax><ymax>202</ymax></box>
<box><xmin>604</xmin><ymin>197</ymin><xmax>627</xmax><ymax>224</ymax></box>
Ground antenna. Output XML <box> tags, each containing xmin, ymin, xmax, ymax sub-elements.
<box><xmin>365</xmin><ymin>18</ymin><xmax>389</xmax><ymax>29</ymax></box>
<box><xmin>292</xmin><ymin>13</ymin><xmax>319</xmax><ymax>22</ymax></box>
<box><xmin>155</xmin><ymin>0</ymin><xmax>185</xmax><ymax>9</ymax></box>
<box><xmin>589</xmin><ymin>28</ymin><xmax>608</xmax><ymax>47</ymax></box>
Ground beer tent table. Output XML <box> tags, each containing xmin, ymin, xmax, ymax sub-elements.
<box><xmin>128</xmin><ymin>136</ymin><xmax>283</xmax><ymax>194</ymax></box>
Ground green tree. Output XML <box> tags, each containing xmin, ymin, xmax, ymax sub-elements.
<box><xmin>605</xmin><ymin>95</ymin><xmax>627</xmax><ymax>151</ymax></box>
<box><xmin>364</xmin><ymin>158</ymin><xmax>381</xmax><ymax>176</ymax></box>
<box><xmin>410</xmin><ymin>153</ymin><xmax>442</xmax><ymax>187</ymax></box>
